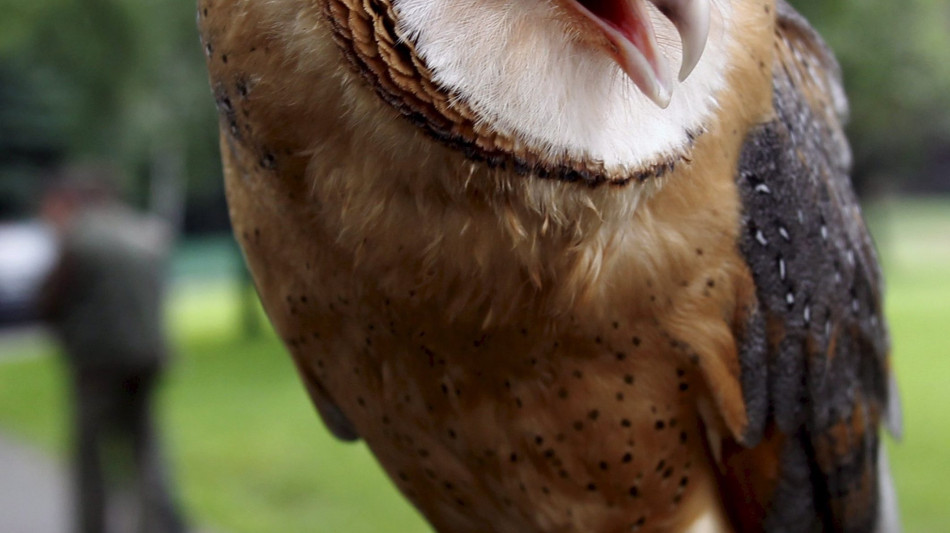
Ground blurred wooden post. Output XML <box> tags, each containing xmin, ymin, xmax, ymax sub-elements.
<box><xmin>148</xmin><ymin>140</ymin><xmax>185</xmax><ymax>235</ymax></box>
<box><xmin>235</xmin><ymin>242</ymin><xmax>261</xmax><ymax>339</ymax></box>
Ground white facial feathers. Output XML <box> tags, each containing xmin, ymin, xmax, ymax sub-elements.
<box><xmin>392</xmin><ymin>0</ymin><xmax>732</xmax><ymax>172</ymax></box>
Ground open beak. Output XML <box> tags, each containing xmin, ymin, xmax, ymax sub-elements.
<box><xmin>566</xmin><ymin>0</ymin><xmax>711</xmax><ymax>108</ymax></box>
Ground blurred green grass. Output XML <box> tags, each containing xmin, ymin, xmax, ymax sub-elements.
<box><xmin>1</xmin><ymin>197</ymin><xmax>948</xmax><ymax>532</ymax></box>
<box><xmin>0</xmin><ymin>282</ymin><xmax>431</xmax><ymax>533</ymax></box>
<box><xmin>868</xmin><ymin>199</ymin><xmax>950</xmax><ymax>530</ymax></box>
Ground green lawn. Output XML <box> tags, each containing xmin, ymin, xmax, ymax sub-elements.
<box><xmin>1</xmin><ymin>198</ymin><xmax>948</xmax><ymax>532</ymax></box>
<box><xmin>869</xmin><ymin>199</ymin><xmax>950</xmax><ymax>530</ymax></box>
<box><xmin>0</xmin><ymin>282</ymin><xmax>431</xmax><ymax>533</ymax></box>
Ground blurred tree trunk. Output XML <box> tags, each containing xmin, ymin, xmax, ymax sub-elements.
<box><xmin>235</xmin><ymin>245</ymin><xmax>262</xmax><ymax>339</ymax></box>
<box><xmin>148</xmin><ymin>140</ymin><xmax>186</xmax><ymax>235</ymax></box>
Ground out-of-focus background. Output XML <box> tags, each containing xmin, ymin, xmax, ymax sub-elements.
<box><xmin>0</xmin><ymin>1</ymin><xmax>947</xmax><ymax>532</ymax></box>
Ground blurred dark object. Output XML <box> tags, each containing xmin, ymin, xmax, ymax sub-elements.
<box><xmin>0</xmin><ymin>62</ymin><xmax>66</xmax><ymax>171</ymax></box>
<box><xmin>38</xmin><ymin>165</ymin><xmax>188</xmax><ymax>533</ymax></box>
<box><xmin>0</xmin><ymin>60</ymin><xmax>68</xmax><ymax>220</ymax></box>
<box><xmin>0</xmin><ymin>219</ymin><xmax>56</xmax><ymax>326</ymax></box>
<box><xmin>236</xmin><ymin>251</ymin><xmax>261</xmax><ymax>339</ymax></box>
<box><xmin>182</xmin><ymin>192</ymin><xmax>231</xmax><ymax>234</ymax></box>
<box><xmin>911</xmin><ymin>145</ymin><xmax>950</xmax><ymax>194</ymax></box>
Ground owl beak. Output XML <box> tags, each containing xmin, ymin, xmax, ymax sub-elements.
<box><xmin>567</xmin><ymin>0</ymin><xmax>710</xmax><ymax>108</ymax></box>
<box><xmin>653</xmin><ymin>0</ymin><xmax>711</xmax><ymax>81</ymax></box>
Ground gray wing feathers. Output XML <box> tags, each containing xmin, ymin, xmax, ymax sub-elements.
<box><xmin>730</xmin><ymin>3</ymin><xmax>900</xmax><ymax>531</ymax></box>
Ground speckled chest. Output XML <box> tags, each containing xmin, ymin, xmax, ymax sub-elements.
<box><xmin>222</xmin><ymin>152</ymin><xmax>737</xmax><ymax>532</ymax></box>
<box><xmin>203</xmin><ymin>0</ymin><xmax>774</xmax><ymax>529</ymax></box>
<box><xmin>263</xmin><ymin>267</ymin><xmax>716</xmax><ymax>533</ymax></box>
<box><xmin>217</xmin><ymin>69</ymin><xmax>750</xmax><ymax>532</ymax></box>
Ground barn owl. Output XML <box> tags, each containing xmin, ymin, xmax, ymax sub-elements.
<box><xmin>199</xmin><ymin>0</ymin><xmax>900</xmax><ymax>530</ymax></box>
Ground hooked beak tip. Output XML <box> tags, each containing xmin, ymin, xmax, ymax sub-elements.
<box><xmin>567</xmin><ymin>0</ymin><xmax>711</xmax><ymax>107</ymax></box>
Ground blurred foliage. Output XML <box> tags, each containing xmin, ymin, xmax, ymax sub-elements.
<box><xmin>0</xmin><ymin>60</ymin><xmax>68</xmax><ymax>217</ymax></box>
<box><xmin>0</xmin><ymin>0</ymin><xmax>948</xmax><ymax>219</ymax></box>
<box><xmin>793</xmin><ymin>0</ymin><xmax>950</xmax><ymax>192</ymax></box>
<box><xmin>0</xmin><ymin>0</ymin><xmax>221</xmax><ymax>220</ymax></box>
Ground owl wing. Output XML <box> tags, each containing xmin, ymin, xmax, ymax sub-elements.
<box><xmin>716</xmin><ymin>3</ymin><xmax>899</xmax><ymax>530</ymax></box>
